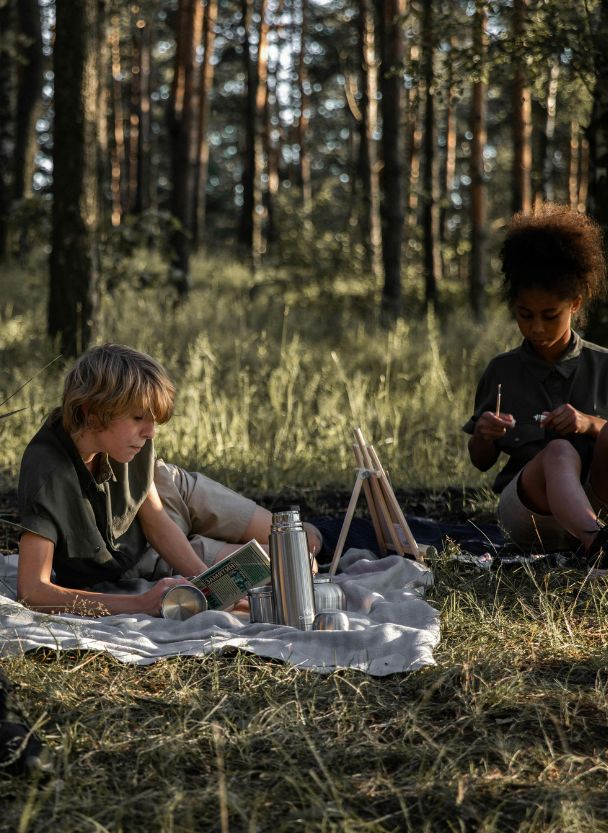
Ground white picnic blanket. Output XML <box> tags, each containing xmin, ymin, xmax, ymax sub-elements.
<box><xmin>0</xmin><ymin>550</ymin><xmax>440</xmax><ymax>676</ymax></box>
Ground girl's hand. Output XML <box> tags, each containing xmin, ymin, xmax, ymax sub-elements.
<box><xmin>138</xmin><ymin>576</ymin><xmax>192</xmax><ymax>617</ymax></box>
<box><xmin>474</xmin><ymin>410</ymin><xmax>516</xmax><ymax>441</ymax></box>
<box><xmin>542</xmin><ymin>404</ymin><xmax>592</xmax><ymax>435</ymax></box>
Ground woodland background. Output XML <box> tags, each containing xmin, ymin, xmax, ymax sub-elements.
<box><xmin>5</xmin><ymin>5</ymin><xmax>608</xmax><ymax>832</ymax></box>
<box><xmin>1</xmin><ymin>0</ymin><xmax>608</xmax><ymax>359</ymax></box>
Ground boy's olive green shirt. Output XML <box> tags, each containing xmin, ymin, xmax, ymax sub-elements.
<box><xmin>463</xmin><ymin>333</ymin><xmax>608</xmax><ymax>493</ymax></box>
<box><xmin>18</xmin><ymin>409</ymin><xmax>154</xmax><ymax>588</ymax></box>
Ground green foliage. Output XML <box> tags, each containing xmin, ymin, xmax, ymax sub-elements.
<box><xmin>0</xmin><ymin>252</ymin><xmax>517</xmax><ymax>493</ymax></box>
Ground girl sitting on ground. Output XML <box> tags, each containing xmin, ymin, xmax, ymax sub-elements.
<box><xmin>463</xmin><ymin>202</ymin><xmax>608</xmax><ymax>568</ymax></box>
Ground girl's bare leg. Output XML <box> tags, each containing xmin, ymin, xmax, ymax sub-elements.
<box><xmin>518</xmin><ymin>439</ymin><xmax>599</xmax><ymax>550</ymax></box>
<box><xmin>589</xmin><ymin>422</ymin><xmax>608</xmax><ymax>505</ymax></box>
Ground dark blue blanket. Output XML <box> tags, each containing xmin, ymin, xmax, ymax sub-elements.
<box><xmin>311</xmin><ymin>514</ymin><xmax>505</xmax><ymax>562</ymax></box>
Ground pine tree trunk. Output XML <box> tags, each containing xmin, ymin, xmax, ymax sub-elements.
<box><xmin>13</xmin><ymin>0</ymin><xmax>42</xmax><ymax>200</ymax></box>
<box><xmin>568</xmin><ymin>120</ymin><xmax>580</xmax><ymax>210</ymax></box>
<box><xmin>48</xmin><ymin>0</ymin><xmax>103</xmax><ymax>357</ymax></box>
<box><xmin>511</xmin><ymin>0</ymin><xmax>532</xmax><ymax>214</ymax></box>
<box><xmin>110</xmin><ymin>14</ymin><xmax>125</xmax><ymax>227</ymax></box>
<box><xmin>239</xmin><ymin>0</ymin><xmax>268</xmax><ymax>269</ymax></box>
<box><xmin>358</xmin><ymin>0</ymin><xmax>382</xmax><ymax>283</ymax></box>
<box><xmin>194</xmin><ymin>0</ymin><xmax>218</xmax><ymax>246</ymax></box>
<box><xmin>240</xmin><ymin>0</ymin><xmax>256</xmax><ymax>254</ymax></box>
<box><xmin>404</xmin><ymin>42</ymin><xmax>420</xmax><ymax>220</ymax></box>
<box><xmin>167</xmin><ymin>0</ymin><xmax>198</xmax><ymax>296</ymax></box>
<box><xmin>297</xmin><ymin>0</ymin><xmax>312</xmax><ymax>212</ymax></box>
<box><xmin>376</xmin><ymin>0</ymin><xmax>405</xmax><ymax>322</ymax></box>
<box><xmin>440</xmin><ymin>35</ymin><xmax>457</xmax><ymax>243</ymax></box>
<box><xmin>537</xmin><ymin>59</ymin><xmax>559</xmax><ymax>203</ymax></box>
<box><xmin>0</xmin><ymin>1</ymin><xmax>15</xmax><ymax>259</ymax></box>
<box><xmin>421</xmin><ymin>0</ymin><xmax>442</xmax><ymax>309</ymax></box>
<box><xmin>587</xmin><ymin>0</ymin><xmax>608</xmax><ymax>232</ymax></box>
<box><xmin>134</xmin><ymin>18</ymin><xmax>152</xmax><ymax>215</ymax></box>
<box><xmin>469</xmin><ymin>0</ymin><xmax>487</xmax><ymax>322</ymax></box>
<box><xmin>253</xmin><ymin>0</ymin><xmax>269</xmax><ymax>264</ymax></box>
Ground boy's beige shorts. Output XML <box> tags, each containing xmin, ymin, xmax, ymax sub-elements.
<box><xmin>132</xmin><ymin>459</ymin><xmax>258</xmax><ymax>579</ymax></box>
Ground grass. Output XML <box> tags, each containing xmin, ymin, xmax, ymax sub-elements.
<box><xmin>3</xmin><ymin>561</ymin><xmax>608</xmax><ymax>832</ymax></box>
<box><xmin>0</xmin><ymin>249</ymin><xmax>516</xmax><ymax>492</ymax></box>
<box><xmin>3</xmin><ymin>253</ymin><xmax>608</xmax><ymax>831</ymax></box>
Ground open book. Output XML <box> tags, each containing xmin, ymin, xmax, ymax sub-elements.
<box><xmin>190</xmin><ymin>539</ymin><xmax>271</xmax><ymax>610</ymax></box>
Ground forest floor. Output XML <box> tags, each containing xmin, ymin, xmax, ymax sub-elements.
<box><xmin>3</xmin><ymin>486</ymin><xmax>608</xmax><ymax>833</ymax></box>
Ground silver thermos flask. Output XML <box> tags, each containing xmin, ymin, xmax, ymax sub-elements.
<box><xmin>270</xmin><ymin>508</ymin><xmax>316</xmax><ymax>630</ymax></box>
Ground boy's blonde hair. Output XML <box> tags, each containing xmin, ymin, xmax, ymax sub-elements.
<box><xmin>62</xmin><ymin>344</ymin><xmax>176</xmax><ymax>433</ymax></box>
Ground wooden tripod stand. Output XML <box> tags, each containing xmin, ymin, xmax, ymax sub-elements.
<box><xmin>329</xmin><ymin>428</ymin><xmax>429</xmax><ymax>575</ymax></box>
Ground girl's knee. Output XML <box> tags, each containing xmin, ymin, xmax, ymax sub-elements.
<box><xmin>542</xmin><ymin>438</ymin><xmax>580</xmax><ymax>466</ymax></box>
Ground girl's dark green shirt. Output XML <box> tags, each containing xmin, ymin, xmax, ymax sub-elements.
<box><xmin>18</xmin><ymin>409</ymin><xmax>154</xmax><ymax>588</ymax></box>
<box><xmin>463</xmin><ymin>332</ymin><xmax>608</xmax><ymax>493</ymax></box>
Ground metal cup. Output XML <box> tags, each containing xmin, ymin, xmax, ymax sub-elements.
<box><xmin>161</xmin><ymin>584</ymin><xmax>208</xmax><ymax>620</ymax></box>
<box><xmin>313</xmin><ymin>575</ymin><xmax>346</xmax><ymax>612</ymax></box>
<box><xmin>248</xmin><ymin>585</ymin><xmax>276</xmax><ymax>623</ymax></box>
<box><xmin>312</xmin><ymin>610</ymin><xmax>350</xmax><ymax>631</ymax></box>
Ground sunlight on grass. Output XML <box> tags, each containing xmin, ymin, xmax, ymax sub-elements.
<box><xmin>5</xmin><ymin>255</ymin><xmax>608</xmax><ymax>832</ymax></box>
<box><xmin>0</xmin><ymin>251</ymin><xmax>517</xmax><ymax>495</ymax></box>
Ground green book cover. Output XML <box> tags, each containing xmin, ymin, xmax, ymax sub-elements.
<box><xmin>190</xmin><ymin>540</ymin><xmax>271</xmax><ymax>610</ymax></box>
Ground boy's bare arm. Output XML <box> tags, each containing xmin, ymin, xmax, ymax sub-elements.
<box><xmin>17</xmin><ymin>532</ymin><xmax>188</xmax><ymax>616</ymax></box>
<box><xmin>137</xmin><ymin>482</ymin><xmax>207</xmax><ymax>577</ymax></box>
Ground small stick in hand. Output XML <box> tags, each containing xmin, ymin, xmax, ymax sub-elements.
<box><xmin>495</xmin><ymin>383</ymin><xmax>502</xmax><ymax>417</ymax></box>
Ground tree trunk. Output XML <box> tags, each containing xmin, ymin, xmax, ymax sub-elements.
<box><xmin>253</xmin><ymin>0</ymin><xmax>269</xmax><ymax>263</ymax></box>
<box><xmin>440</xmin><ymin>35</ymin><xmax>457</xmax><ymax>243</ymax></box>
<box><xmin>469</xmin><ymin>0</ymin><xmax>487</xmax><ymax>322</ymax></box>
<box><xmin>511</xmin><ymin>0</ymin><xmax>532</xmax><ymax>214</ymax></box>
<box><xmin>240</xmin><ymin>0</ymin><xmax>256</xmax><ymax>254</ymax></box>
<box><xmin>587</xmin><ymin>0</ymin><xmax>608</xmax><ymax>232</ymax></box>
<box><xmin>239</xmin><ymin>0</ymin><xmax>268</xmax><ymax>269</ymax></box>
<box><xmin>421</xmin><ymin>0</ymin><xmax>442</xmax><ymax>308</ymax></box>
<box><xmin>48</xmin><ymin>0</ymin><xmax>103</xmax><ymax>357</ymax></box>
<box><xmin>193</xmin><ymin>0</ymin><xmax>218</xmax><ymax>247</ymax></box>
<box><xmin>296</xmin><ymin>0</ymin><xmax>311</xmax><ymax>212</ymax></box>
<box><xmin>13</xmin><ymin>0</ymin><xmax>42</xmax><ymax>200</ymax></box>
<box><xmin>134</xmin><ymin>18</ymin><xmax>152</xmax><ymax>215</ymax></box>
<box><xmin>404</xmin><ymin>42</ymin><xmax>420</xmax><ymax>220</ymax></box>
<box><xmin>358</xmin><ymin>0</ymin><xmax>382</xmax><ymax>284</ymax></box>
<box><xmin>263</xmin><ymin>15</ymin><xmax>279</xmax><ymax>246</ymax></box>
<box><xmin>167</xmin><ymin>0</ymin><xmax>199</xmax><ymax>296</ymax></box>
<box><xmin>568</xmin><ymin>119</ymin><xmax>580</xmax><ymax>210</ymax></box>
<box><xmin>536</xmin><ymin>58</ymin><xmax>559</xmax><ymax>203</ymax></box>
<box><xmin>110</xmin><ymin>13</ymin><xmax>125</xmax><ymax>227</ymax></box>
<box><xmin>0</xmin><ymin>0</ymin><xmax>15</xmax><ymax>259</ymax></box>
<box><xmin>578</xmin><ymin>134</ymin><xmax>589</xmax><ymax>213</ymax></box>
<box><xmin>376</xmin><ymin>0</ymin><xmax>405</xmax><ymax>323</ymax></box>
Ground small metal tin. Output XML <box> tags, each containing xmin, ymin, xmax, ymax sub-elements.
<box><xmin>313</xmin><ymin>610</ymin><xmax>350</xmax><ymax>631</ymax></box>
<box><xmin>248</xmin><ymin>584</ymin><xmax>276</xmax><ymax>624</ymax></box>
<box><xmin>161</xmin><ymin>584</ymin><xmax>208</xmax><ymax>621</ymax></box>
<box><xmin>313</xmin><ymin>575</ymin><xmax>346</xmax><ymax>612</ymax></box>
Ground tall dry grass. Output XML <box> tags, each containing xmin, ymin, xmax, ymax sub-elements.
<box><xmin>0</xmin><ymin>251</ymin><xmax>517</xmax><ymax>495</ymax></box>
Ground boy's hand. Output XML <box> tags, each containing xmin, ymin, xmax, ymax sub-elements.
<box><xmin>474</xmin><ymin>410</ymin><xmax>516</xmax><ymax>441</ymax></box>
<box><xmin>138</xmin><ymin>576</ymin><xmax>192</xmax><ymax>617</ymax></box>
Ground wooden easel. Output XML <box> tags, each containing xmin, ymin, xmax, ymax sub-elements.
<box><xmin>329</xmin><ymin>427</ymin><xmax>427</xmax><ymax>575</ymax></box>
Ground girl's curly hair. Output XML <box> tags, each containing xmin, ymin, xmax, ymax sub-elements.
<box><xmin>501</xmin><ymin>203</ymin><xmax>607</xmax><ymax>320</ymax></box>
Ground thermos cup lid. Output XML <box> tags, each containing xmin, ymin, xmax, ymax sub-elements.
<box><xmin>161</xmin><ymin>584</ymin><xmax>208</xmax><ymax>620</ymax></box>
<box><xmin>270</xmin><ymin>509</ymin><xmax>303</xmax><ymax>533</ymax></box>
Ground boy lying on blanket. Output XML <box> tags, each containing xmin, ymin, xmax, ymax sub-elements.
<box><xmin>17</xmin><ymin>344</ymin><xmax>322</xmax><ymax>617</ymax></box>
